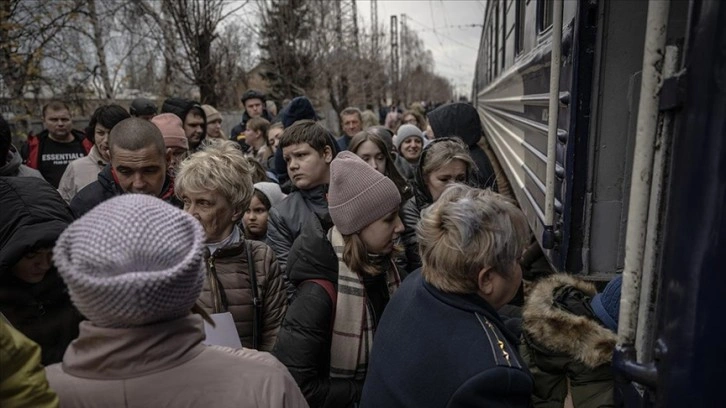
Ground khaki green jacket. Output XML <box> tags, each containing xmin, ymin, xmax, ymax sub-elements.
<box><xmin>521</xmin><ymin>274</ymin><xmax>617</xmax><ymax>408</ymax></box>
<box><xmin>0</xmin><ymin>317</ymin><xmax>59</xmax><ymax>408</ymax></box>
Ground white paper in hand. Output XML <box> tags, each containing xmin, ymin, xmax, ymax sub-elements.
<box><xmin>203</xmin><ymin>312</ymin><xmax>242</xmax><ymax>349</ymax></box>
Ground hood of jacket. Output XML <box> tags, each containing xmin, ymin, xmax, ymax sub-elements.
<box><xmin>0</xmin><ymin>146</ymin><xmax>23</xmax><ymax>176</ymax></box>
<box><xmin>0</xmin><ymin>177</ymin><xmax>74</xmax><ymax>272</ymax></box>
<box><xmin>161</xmin><ymin>97</ymin><xmax>207</xmax><ymax>145</ymax></box>
<box><xmin>427</xmin><ymin>102</ymin><xmax>482</xmax><ymax>147</ymax></box>
<box><xmin>522</xmin><ymin>274</ymin><xmax>617</xmax><ymax>368</ymax></box>
<box><xmin>287</xmin><ymin>214</ymin><xmax>338</xmax><ymax>284</ymax></box>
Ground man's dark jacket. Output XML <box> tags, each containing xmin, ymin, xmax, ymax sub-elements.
<box><xmin>70</xmin><ymin>165</ymin><xmax>177</xmax><ymax>218</ymax></box>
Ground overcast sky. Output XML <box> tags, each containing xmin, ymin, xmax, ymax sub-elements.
<box><xmin>357</xmin><ymin>0</ymin><xmax>486</xmax><ymax>97</ymax></box>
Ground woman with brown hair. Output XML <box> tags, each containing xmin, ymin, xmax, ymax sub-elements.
<box><xmin>401</xmin><ymin>137</ymin><xmax>477</xmax><ymax>272</ymax></box>
<box><xmin>348</xmin><ymin>130</ymin><xmax>413</xmax><ymax>201</ymax></box>
<box><xmin>245</xmin><ymin>117</ymin><xmax>273</xmax><ymax>168</ymax></box>
<box><xmin>272</xmin><ymin>151</ymin><xmax>404</xmax><ymax>408</ymax></box>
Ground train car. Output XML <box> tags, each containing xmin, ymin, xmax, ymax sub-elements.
<box><xmin>474</xmin><ymin>0</ymin><xmax>726</xmax><ymax>405</ymax></box>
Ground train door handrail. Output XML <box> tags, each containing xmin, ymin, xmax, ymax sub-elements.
<box><xmin>542</xmin><ymin>0</ymin><xmax>564</xmax><ymax>250</ymax></box>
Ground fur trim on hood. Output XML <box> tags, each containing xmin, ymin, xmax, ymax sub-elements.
<box><xmin>522</xmin><ymin>274</ymin><xmax>616</xmax><ymax>368</ymax></box>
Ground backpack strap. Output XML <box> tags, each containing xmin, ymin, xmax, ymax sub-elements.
<box><xmin>304</xmin><ymin>279</ymin><xmax>337</xmax><ymax>332</ymax></box>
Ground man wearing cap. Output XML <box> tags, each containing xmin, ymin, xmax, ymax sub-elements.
<box><xmin>46</xmin><ymin>194</ymin><xmax>308</xmax><ymax>407</ymax></box>
<box><xmin>129</xmin><ymin>97</ymin><xmax>157</xmax><ymax>120</ymax></box>
<box><xmin>161</xmin><ymin>97</ymin><xmax>207</xmax><ymax>152</ymax></box>
<box><xmin>151</xmin><ymin>113</ymin><xmax>189</xmax><ymax>178</ymax></box>
<box><xmin>70</xmin><ymin>118</ymin><xmax>177</xmax><ymax>218</ymax></box>
<box><xmin>230</xmin><ymin>89</ymin><xmax>274</xmax><ymax>148</ymax></box>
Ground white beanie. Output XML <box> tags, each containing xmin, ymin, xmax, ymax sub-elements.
<box><xmin>254</xmin><ymin>182</ymin><xmax>287</xmax><ymax>208</ymax></box>
<box><xmin>53</xmin><ymin>194</ymin><xmax>206</xmax><ymax>328</ymax></box>
<box><xmin>394</xmin><ymin>124</ymin><xmax>426</xmax><ymax>150</ymax></box>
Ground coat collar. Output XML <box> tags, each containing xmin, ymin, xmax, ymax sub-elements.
<box><xmin>61</xmin><ymin>315</ymin><xmax>206</xmax><ymax>379</ymax></box>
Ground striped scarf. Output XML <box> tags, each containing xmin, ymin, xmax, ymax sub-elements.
<box><xmin>328</xmin><ymin>227</ymin><xmax>401</xmax><ymax>380</ymax></box>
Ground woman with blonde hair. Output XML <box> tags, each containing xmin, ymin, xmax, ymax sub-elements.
<box><xmin>273</xmin><ymin>151</ymin><xmax>404</xmax><ymax>408</ymax></box>
<box><xmin>401</xmin><ymin>137</ymin><xmax>477</xmax><ymax>271</ymax></box>
<box><xmin>175</xmin><ymin>140</ymin><xmax>287</xmax><ymax>351</ymax></box>
<box><xmin>361</xmin><ymin>184</ymin><xmax>532</xmax><ymax>407</ymax></box>
<box><xmin>349</xmin><ymin>130</ymin><xmax>413</xmax><ymax>201</ymax></box>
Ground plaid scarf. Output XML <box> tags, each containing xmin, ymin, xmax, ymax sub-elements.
<box><xmin>328</xmin><ymin>227</ymin><xmax>401</xmax><ymax>380</ymax></box>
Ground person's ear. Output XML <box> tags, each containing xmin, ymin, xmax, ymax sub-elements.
<box><xmin>477</xmin><ymin>266</ymin><xmax>495</xmax><ymax>297</ymax></box>
<box><xmin>323</xmin><ymin>145</ymin><xmax>333</xmax><ymax>164</ymax></box>
<box><xmin>165</xmin><ymin>148</ymin><xmax>173</xmax><ymax>165</ymax></box>
<box><xmin>231</xmin><ymin>208</ymin><xmax>243</xmax><ymax>222</ymax></box>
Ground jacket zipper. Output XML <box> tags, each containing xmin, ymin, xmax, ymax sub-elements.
<box><xmin>207</xmin><ymin>256</ymin><xmax>223</xmax><ymax>313</ymax></box>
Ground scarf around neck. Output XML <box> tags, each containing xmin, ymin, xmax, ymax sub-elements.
<box><xmin>327</xmin><ymin>226</ymin><xmax>401</xmax><ymax>380</ymax></box>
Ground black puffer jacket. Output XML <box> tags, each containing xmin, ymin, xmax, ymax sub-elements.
<box><xmin>70</xmin><ymin>165</ymin><xmax>178</xmax><ymax>218</ymax></box>
<box><xmin>0</xmin><ymin>177</ymin><xmax>82</xmax><ymax>365</ymax></box>
<box><xmin>272</xmin><ymin>218</ymin><xmax>362</xmax><ymax>408</ymax></box>
<box><xmin>427</xmin><ymin>102</ymin><xmax>497</xmax><ymax>190</ymax></box>
<box><xmin>266</xmin><ymin>184</ymin><xmax>329</xmax><ymax>273</ymax></box>
<box><xmin>401</xmin><ymin>138</ymin><xmax>478</xmax><ymax>272</ymax></box>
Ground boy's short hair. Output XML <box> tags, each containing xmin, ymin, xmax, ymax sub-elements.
<box><xmin>279</xmin><ymin>120</ymin><xmax>333</xmax><ymax>153</ymax></box>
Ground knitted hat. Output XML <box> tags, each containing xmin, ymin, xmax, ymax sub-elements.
<box><xmin>394</xmin><ymin>124</ymin><xmax>425</xmax><ymax>150</ymax></box>
<box><xmin>130</xmin><ymin>97</ymin><xmax>157</xmax><ymax>117</ymax></box>
<box><xmin>328</xmin><ymin>151</ymin><xmax>401</xmax><ymax>235</ymax></box>
<box><xmin>151</xmin><ymin>113</ymin><xmax>188</xmax><ymax>150</ymax></box>
<box><xmin>280</xmin><ymin>96</ymin><xmax>319</xmax><ymax>128</ymax></box>
<box><xmin>590</xmin><ymin>275</ymin><xmax>623</xmax><ymax>331</ymax></box>
<box><xmin>202</xmin><ymin>104</ymin><xmax>222</xmax><ymax>123</ymax></box>
<box><xmin>53</xmin><ymin>194</ymin><xmax>206</xmax><ymax>328</ymax></box>
<box><xmin>254</xmin><ymin>182</ymin><xmax>287</xmax><ymax>207</ymax></box>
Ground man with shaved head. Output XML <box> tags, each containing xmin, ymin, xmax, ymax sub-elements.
<box><xmin>70</xmin><ymin>118</ymin><xmax>177</xmax><ymax>218</ymax></box>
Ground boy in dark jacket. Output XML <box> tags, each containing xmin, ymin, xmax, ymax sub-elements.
<box><xmin>266</xmin><ymin>120</ymin><xmax>337</xmax><ymax>274</ymax></box>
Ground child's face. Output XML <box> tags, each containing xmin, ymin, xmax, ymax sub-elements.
<box><xmin>282</xmin><ymin>143</ymin><xmax>332</xmax><ymax>190</ymax></box>
<box><xmin>12</xmin><ymin>248</ymin><xmax>53</xmax><ymax>284</ymax></box>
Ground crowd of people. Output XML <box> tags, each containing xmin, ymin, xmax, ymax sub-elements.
<box><xmin>0</xmin><ymin>91</ymin><xmax>623</xmax><ymax>408</ymax></box>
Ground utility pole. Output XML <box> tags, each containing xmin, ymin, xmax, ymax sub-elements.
<box><xmin>371</xmin><ymin>0</ymin><xmax>378</xmax><ymax>54</ymax></box>
<box><xmin>390</xmin><ymin>15</ymin><xmax>399</xmax><ymax>104</ymax></box>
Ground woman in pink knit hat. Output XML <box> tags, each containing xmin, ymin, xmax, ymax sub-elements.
<box><xmin>273</xmin><ymin>151</ymin><xmax>404</xmax><ymax>408</ymax></box>
<box><xmin>150</xmin><ymin>113</ymin><xmax>188</xmax><ymax>178</ymax></box>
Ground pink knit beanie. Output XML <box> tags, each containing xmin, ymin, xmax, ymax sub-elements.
<box><xmin>328</xmin><ymin>151</ymin><xmax>401</xmax><ymax>235</ymax></box>
<box><xmin>53</xmin><ymin>194</ymin><xmax>206</xmax><ymax>328</ymax></box>
<box><xmin>151</xmin><ymin>113</ymin><xmax>188</xmax><ymax>150</ymax></box>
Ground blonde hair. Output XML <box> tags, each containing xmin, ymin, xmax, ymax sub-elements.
<box><xmin>417</xmin><ymin>184</ymin><xmax>529</xmax><ymax>293</ymax></box>
<box><xmin>175</xmin><ymin>139</ymin><xmax>254</xmax><ymax>212</ymax></box>
<box><xmin>421</xmin><ymin>138</ymin><xmax>476</xmax><ymax>180</ymax></box>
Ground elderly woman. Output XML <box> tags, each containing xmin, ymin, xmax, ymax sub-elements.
<box><xmin>273</xmin><ymin>151</ymin><xmax>404</xmax><ymax>408</ymax></box>
<box><xmin>175</xmin><ymin>140</ymin><xmax>287</xmax><ymax>351</ymax></box>
<box><xmin>401</xmin><ymin>137</ymin><xmax>476</xmax><ymax>272</ymax></box>
<box><xmin>349</xmin><ymin>130</ymin><xmax>412</xmax><ymax>201</ymax></box>
<box><xmin>360</xmin><ymin>184</ymin><xmax>532</xmax><ymax>408</ymax></box>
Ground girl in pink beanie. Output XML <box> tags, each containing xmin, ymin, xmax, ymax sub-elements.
<box><xmin>273</xmin><ymin>151</ymin><xmax>404</xmax><ymax>407</ymax></box>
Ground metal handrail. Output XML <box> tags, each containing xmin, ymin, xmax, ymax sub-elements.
<box><xmin>543</xmin><ymin>0</ymin><xmax>564</xmax><ymax>249</ymax></box>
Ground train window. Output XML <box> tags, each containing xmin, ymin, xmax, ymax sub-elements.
<box><xmin>515</xmin><ymin>0</ymin><xmax>525</xmax><ymax>54</ymax></box>
<box><xmin>538</xmin><ymin>0</ymin><xmax>553</xmax><ymax>32</ymax></box>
